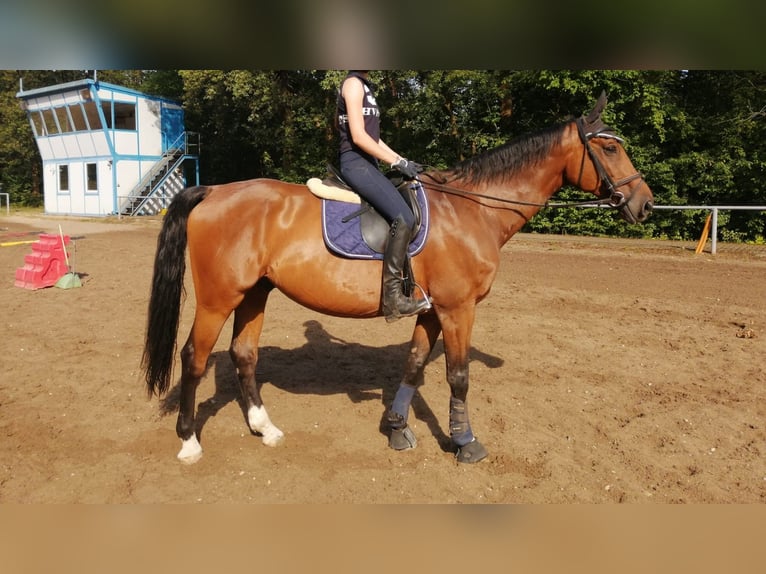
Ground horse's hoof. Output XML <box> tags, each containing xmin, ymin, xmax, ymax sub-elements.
<box><xmin>389</xmin><ymin>426</ymin><xmax>418</xmax><ymax>450</ymax></box>
<box><xmin>261</xmin><ymin>428</ymin><xmax>284</xmax><ymax>447</ymax></box>
<box><xmin>178</xmin><ymin>451</ymin><xmax>203</xmax><ymax>465</ymax></box>
<box><xmin>177</xmin><ymin>436</ymin><xmax>203</xmax><ymax>464</ymax></box>
<box><xmin>455</xmin><ymin>439</ymin><xmax>487</xmax><ymax>463</ymax></box>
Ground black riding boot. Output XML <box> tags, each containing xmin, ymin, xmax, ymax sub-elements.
<box><xmin>382</xmin><ymin>216</ymin><xmax>431</xmax><ymax>322</ymax></box>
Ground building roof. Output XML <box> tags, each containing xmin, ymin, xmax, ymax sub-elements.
<box><xmin>16</xmin><ymin>78</ymin><xmax>181</xmax><ymax>107</ymax></box>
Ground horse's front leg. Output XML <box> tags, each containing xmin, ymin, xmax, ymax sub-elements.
<box><xmin>230</xmin><ymin>284</ymin><xmax>284</xmax><ymax>447</ymax></box>
<box><xmin>387</xmin><ymin>312</ymin><xmax>441</xmax><ymax>450</ymax></box>
<box><xmin>441</xmin><ymin>305</ymin><xmax>488</xmax><ymax>463</ymax></box>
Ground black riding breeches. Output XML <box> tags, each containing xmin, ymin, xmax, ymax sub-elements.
<box><xmin>339</xmin><ymin>150</ymin><xmax>416</xmax><ymax>230</ymax></box>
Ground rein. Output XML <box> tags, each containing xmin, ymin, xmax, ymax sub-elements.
<box><xmin>419</xmin><ymin>117</ymin><xmax>644</xmax><ymax>212</ymax></box>
<box><xmin>419</xmin><ymin>174</ymin><xmax>616</xmax><ymax>210</ymax></box>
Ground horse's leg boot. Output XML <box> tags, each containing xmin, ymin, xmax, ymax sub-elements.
<box><xmin>381</xmin><ymin>216</ymin><xmax>431</xmax><ymax>323</ymax></box>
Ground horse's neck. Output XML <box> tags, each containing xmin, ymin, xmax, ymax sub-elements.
<box><xmin>467</xmin><ymin>153</ymin><xmax>571</xmax><ymax>243</ymax></box>
<box><xmin>431</xmin><ymin>123</ymin><xmax>580</xmax><ymax>244</ymax></box>
<box><xmin>486</xmin><ymin>182</ymin><xmax>555</xmax><ymax>245</ymax></box>
<box><xmin>504</xmin><ymin>127</ymin><xmax>583</xmax><ymax>237</ymax></box>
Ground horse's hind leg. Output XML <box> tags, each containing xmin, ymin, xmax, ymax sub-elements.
<box><xmin>177</xmin><ymin>309</ymin><xmax>231</xmax><ymax>464</ymax></box>
<box><xmin>230</xmin><ymin>282</ymin><xmax>284</xmax><ymax>447</ymax></box>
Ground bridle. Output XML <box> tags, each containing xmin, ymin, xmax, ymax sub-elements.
<box><xmin>574</xmin><ymin>116</ymin><xmax>645</xmax><ymax>213</ymax></box>
<box><xmin>419</xmin><ymin>116</ymin><xmax>645</xmax><ymax>214</ymax></box>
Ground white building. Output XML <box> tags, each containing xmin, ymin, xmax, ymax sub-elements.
<box><xmin>17</xmin><ymin>77</ymin><xmax>199</xmax><ymax>216</ymax></box>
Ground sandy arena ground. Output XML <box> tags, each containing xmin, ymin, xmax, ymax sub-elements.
<box><xmin>1</xmin><ymin>212</ymin><xmax>764</xmax><ymax>503</ymax></box>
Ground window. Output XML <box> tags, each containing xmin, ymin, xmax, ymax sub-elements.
<box><xmin>101</xmin><ymin>101</ymin><xmax>136</xmax><ymax>130</ymax></box>
<box><xmin>69</xmin><ymin>104</ymin><xmax>88</xmax><ymax>131</ymax></box>
<box><xmin>86</xmin><ymin>163</ymin><xmax>98</xmax><ymax>192</ymax></box>
<box><xmin>83</xmin><ymin>101</ymin><xmax>101</xmax><ymax>130</ymax></box>
<box><xmin>58</xmin><ymin>165</ymin><xmax>69</xmax><ymax>192</ymax></box>
<box><xmin>113</xmin><ymin>102</ymin><xmax>136</xmax><ymax>129</ymax></box>
<box><xmin>54</xmin><ymin>107</ymin><xmax>74</xmax><ymax>133</ymax></box>
<box><xmin>100</xmin><ymin>102</ymin><xmax>112</xmax><ymax>128</ymax></box>
<box><xmin>30</xmin><ymin>111</ymin><xmax>45</xmax><ymax>136</ymax></box>
<box><xmin>42</xmin><ymin>109</ymin><xmax>59</xmax><ymax>135</ymax></box>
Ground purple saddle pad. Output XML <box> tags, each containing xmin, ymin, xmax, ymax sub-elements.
<box><xmin>321</xmin><ymin>182</ymin><xmax>430</xmax><ymax>260</ymax></box>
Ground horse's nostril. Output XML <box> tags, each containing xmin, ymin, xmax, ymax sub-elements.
<box><xmin>645</xmin><ymin>201</ymin><xmax>654</xmax><ymax>213</ymax></box>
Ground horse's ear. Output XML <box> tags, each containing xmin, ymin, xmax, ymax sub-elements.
<box><xmin>585</xmin><ymin>90</ymin><xmax>608</xmax><ymax>124</ymax></box>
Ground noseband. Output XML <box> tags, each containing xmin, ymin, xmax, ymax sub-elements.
<box><xmin>575</xmin><ymin>117</ymin><xmax>644</xmax><ymax>212</ymax></box>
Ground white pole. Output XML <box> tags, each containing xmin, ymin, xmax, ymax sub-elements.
<box><xmin>711</xmin><ymin>208</ymin><xmax>719</xmax><ymax>255</ymax></box>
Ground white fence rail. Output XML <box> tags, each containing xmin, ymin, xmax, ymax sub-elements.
<box><xmin>651</xmin><ymin>205</ymin><xmax>765</xmax><ymax>254</ymax></box>
<box><xmin>576</xmin><ymin>203</ymin><xmax>764</xmax><ymax>254</ymax></box>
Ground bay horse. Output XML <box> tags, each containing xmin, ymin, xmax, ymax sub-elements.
<box><xmin>142</xmin><ymin>92</ymin><xmax>653</xmax><ymax>464</ymax></box>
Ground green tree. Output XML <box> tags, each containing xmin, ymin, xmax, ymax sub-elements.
<box><xmin>0</xmin><ymin>70</ymin><xmax>48</xmax><ymax>206</ymax></box>
<box><xmin>178</xmin><ymin>70</ymin><xmax>334</xmax><ymax>185</ymax></box>
<box><xmin>2</xmin><ymin>69</ymin><xmax>764</xmax><ymax>241</ymax></box>
<box><xmin>667</xmin><ymin>71</ymin><xmax>766</xmax><ymax>240</ymax></box>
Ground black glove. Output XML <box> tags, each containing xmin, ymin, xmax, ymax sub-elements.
<box><xmin>390</xmin><ymin>157</ymin><xmax>423</xmax><ymax>179</ymax></box>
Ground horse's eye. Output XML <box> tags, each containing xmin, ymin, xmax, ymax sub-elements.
<box><xmin>604</xmin><ymin>144</ymin><xmax>618</xmax><ymax>154</ymax></box>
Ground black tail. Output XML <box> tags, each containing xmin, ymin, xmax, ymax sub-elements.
<box><xmin>141</xmin><ymin>186</ymin><xmax>209</xmax><ymax>397</ymax></box>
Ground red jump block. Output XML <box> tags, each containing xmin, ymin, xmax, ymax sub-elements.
<box><xmin>14</xmin><ymin>233</ymin><xmax>71</xmax><ymax>290</ymax></box>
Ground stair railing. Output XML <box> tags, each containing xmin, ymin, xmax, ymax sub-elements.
<box><xmin>122</xmin><ymin>131</ymin><xmax>198</xmax><ymax>215</ymax></box>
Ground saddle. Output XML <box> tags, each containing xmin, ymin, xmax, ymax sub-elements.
<box><xmin>307</xmin><ymin>165</ymin><xmax>427</xmax><ymax>256</ymax></box>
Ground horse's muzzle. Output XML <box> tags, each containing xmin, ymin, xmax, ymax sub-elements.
<box><xmin>615</xmin><ymin>179</ymin><xmax>654</xmax><ymax>224</ymax></box>
<box><xmin>637</xmin><ymin>199</ymin><xmax>654</xmax><ymax>221</ymax></box>
<box><xmin>620</xmin><ymin>196</ymin><xmax>653</xmax><ymax>224</ymax></box>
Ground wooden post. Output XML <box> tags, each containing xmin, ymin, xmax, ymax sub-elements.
<box><xmin>695</xmin><ymin>213</ymin><xmax>712</xmax><ymax>254</ymax></box>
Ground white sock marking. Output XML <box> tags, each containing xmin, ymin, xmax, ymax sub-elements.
<box><xmin>177</xmin><ymin>434</ymin><xmax>203</xmax><ymax>464</ymax></box>
<box><xmin>248</xmin><ymin>405</ymin><xmax>284</xmax><ymax>446</ymax></box>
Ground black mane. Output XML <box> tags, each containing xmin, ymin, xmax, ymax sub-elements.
<box><xmin>445</xmin><ymin>121</ymin><xmax>569</xmax><ymax>187</ymax></box>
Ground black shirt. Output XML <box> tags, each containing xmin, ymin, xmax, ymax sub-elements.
<box><xmin>337</xmin><ymin>72</ymin><xmax>381</xmax><ymax>163</ymax></box>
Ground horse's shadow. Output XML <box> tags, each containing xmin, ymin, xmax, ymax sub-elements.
<box><xmin>159</xmin><ymin>320</ymin><xmax>504</xmax><ymax>453</ymax></box>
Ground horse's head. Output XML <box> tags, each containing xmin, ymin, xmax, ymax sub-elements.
<box><xmin>568</xmin><ymin>91</ymin><xmax>654</xmax><ymax>224</ymax></box>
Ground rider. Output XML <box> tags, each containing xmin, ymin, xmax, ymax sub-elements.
<box><xmin>336</xmin><ymin>71</ymin><xmax>431</xmax><ymax>322</ymax></box>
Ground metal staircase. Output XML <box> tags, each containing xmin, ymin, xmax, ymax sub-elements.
<box><xmin>121</xmin><ymin>131</ymin><xmax>199</xmax><ymax>216</ymax></box>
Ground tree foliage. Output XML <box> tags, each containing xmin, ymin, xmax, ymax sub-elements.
<box><xmin>2</xmin><ymin>70</ymin><xmax>764</xmax><ymax>241</ymax></box>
